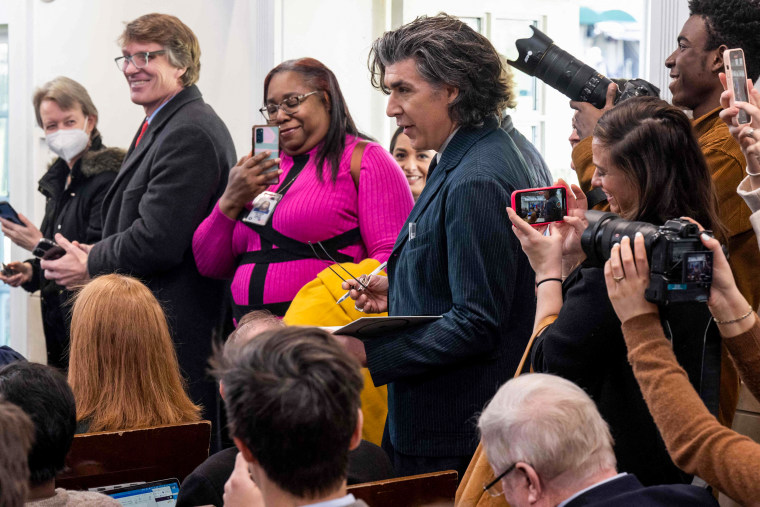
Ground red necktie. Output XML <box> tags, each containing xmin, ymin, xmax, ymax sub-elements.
<box><xmin>135</xmin><ymin>120</ymin><xmax>149</xmax><ymax>147</ymax></box>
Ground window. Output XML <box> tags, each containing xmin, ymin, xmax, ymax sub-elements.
<box><xmin>0</xmin><ymin>26</ymin><xmax>9</xmax><ymax>344</ymax></box>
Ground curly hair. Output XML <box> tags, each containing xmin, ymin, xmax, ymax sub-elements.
<box><xmin>369</xmin><ymin>13</ymin><xmax>509</xmax><ymax>126</ymax></box>
<box><xmin>689</xmin><ymin>0</ymin><xmax>760</xmax><ymax>80</ymax></box>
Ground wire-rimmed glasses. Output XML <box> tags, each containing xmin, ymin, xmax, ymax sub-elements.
<box><xmin>259</xmin><ymin>91</ymin><xmax>319</xmax><ymax>122</ymax></box>
<box><xmin>114</xmin><ymin>50</ymin><xmax>167</xmax><ymax>72</ymax></box>
<box><xmin>482</xmin><ymin>462</ymin><xmax>519</xmax><ymax>497</ymax></box>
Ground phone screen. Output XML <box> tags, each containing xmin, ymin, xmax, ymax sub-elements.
<box><xmin>727</xmin><ymin>50</ymin><xmax>750</xmax><ymax>124</ymax></box>
<box><xmin>514</xmin><ymin>187</ymin><xmax>567</xmax><ymax>225</ymax></box>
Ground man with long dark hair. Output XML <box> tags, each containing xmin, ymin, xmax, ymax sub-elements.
<box><xmin>340</xmin><ymin>14</ymin><xmax>536</xmax><ymax>477</ymax></box>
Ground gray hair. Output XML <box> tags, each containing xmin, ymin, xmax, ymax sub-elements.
<box><xmin>368</xmin><ymin>13</ymin><xmax>509</xmax><ymax>127</ymax></box>
<box><xmin>479</xmin><ymin>374</ymin><xmax>616</xmax><ymax>490</ymax></box>
<box><xmin>32</xmin><ymin>76</ymin><xmax>99</xmax><ymax>133</ymax></box>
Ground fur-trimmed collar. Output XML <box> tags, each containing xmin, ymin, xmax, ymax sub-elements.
<box><xmin>79</xmin><ymin>147</ymin><xmax>124</xmax><ymax>177</ymax></box>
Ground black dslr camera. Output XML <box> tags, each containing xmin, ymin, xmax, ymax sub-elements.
<box><xmin>581</xmin><ymin>211</ymin><xmax>713</xmax><ymax>305</ymax></box>
<box><xmin>507</xmin><ymin>26</ymin><xmax>659</xmax><ymax>109</ymax></box>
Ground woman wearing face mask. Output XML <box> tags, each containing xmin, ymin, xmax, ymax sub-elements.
<box><xmin>193</xmin><ymin>58</ymin><xmax>412</xmax><ymax>320</ymax></box>
<box><xmin>389</xmin><ymin>126</ymin><xmax>435</xmax><ymax>200</ymax></box>
<box><xmin>0</xmin><ymin>77</ymin><xmax>123</xmax><ymax>369</ymax></box>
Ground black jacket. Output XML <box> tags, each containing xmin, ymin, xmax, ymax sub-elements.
<box><xmin>22</xmin><ymin>135</ymin><xmax>122</xmax><ymax>368</ymax></box>
<box><xmin>87</xmin><ymin>85</ymin><xmax>236</xmax><ymax>429</ymax></box>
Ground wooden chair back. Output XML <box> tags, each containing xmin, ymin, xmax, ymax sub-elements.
<box><xmin>57</xmin><ymin>420</ymin><xmax>211</xmax><ymax>490</ymax></box>
<box><xmin>348</xmin><ymin>470</ymin><xmax>458</xmax><ymax>506</ymax></box>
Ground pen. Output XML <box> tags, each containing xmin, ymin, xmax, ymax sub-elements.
<box><xmin>336</xmin><ymin>261</ymin><xmax>388</xmax><ymax>304</ymax></box>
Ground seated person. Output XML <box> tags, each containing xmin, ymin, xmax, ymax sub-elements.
<box><xmin>0</xmin><ymin>345</ymin><xmax>24</xmax><ymax>367</ymax></box>
<box><xmin>604</xmin><ymin>230</ymin><xmax>760</xmax><ymax>506</ymax></box>
<box><xmin>478</xmin><ymin>372</ymin><xmax>717</xmax><ymax>506</ymax></box>
<box><xmin>0</xmin><ymin>362</ymin><xmax>120</xmax><ymax>505</ymax></box>
<box><xmin>0</xmin><ymin>399</ymin><xmax>35</xmax><ymax>506</ymax></box>
<box><xmin>213</xmin><ymin>326</ymin><xmax>373</xmax><ymax>506</ymax></box>
<box><xmin>177</xmin><ymin>311</ymin><xmax>393</xmax><ymax>507</ymax></box>
<box><xmin>68</xmin><ymin>274</ymin><xmax>200</xmax><ymax>433</ymax></box>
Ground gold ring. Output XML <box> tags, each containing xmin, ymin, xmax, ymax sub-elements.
<box><xmin>613</xmin><ymin>275</ymin><xmax>624</xmax><ymax>282</ymax></box>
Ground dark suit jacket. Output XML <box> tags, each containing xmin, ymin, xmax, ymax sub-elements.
<box><xmin>365</xmin><ymin>116</ymin><xmax>535</xmax><ymax>457</ymax></box>
<box><xmin>564</xmin><ymin>474</ymin><xmax>717</xmax><ymax>506</ymax></box>
<box><xmin>176</xmin><ymin>441</ymin><xmax>394</xmax><ymax>507</ymax></box>
<box><xmin>88</xmin><ymin>85</ymin><xmax>236</xmax><ymax>412</ymax></box>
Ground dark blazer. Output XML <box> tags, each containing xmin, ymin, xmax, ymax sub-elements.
<box><xmin>88</xmin><ymin>85</ymin><xmax>236</xmax><ymax>418</ymax></box>
<box><xmin>176</xmin><ymin>441</ymin><xmax>394</xmax><ymax>507</ymax></box>
<box><xmin>364</xmin><ymin>116</ymin><xmax>536</xmax><ymax>457</ymax></box>
<box><xmin>564</xmin><ymin>474</ymin><xmax>717</xmax><ymax>506</ymax></box>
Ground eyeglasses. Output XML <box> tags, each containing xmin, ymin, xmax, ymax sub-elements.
<box><xmin>259</xmin><ymin>91</ymin><xmax>319</xmax><ymax>121</ymax></box>
<box><xmin>483</xmin><ymin>462</ymin><xmax>519</xmax><ymax>497</ymax></box>
<box><xmin>114</xmin><ymin>50</ymin><xmax>167</xmax><ymax>72</ymax></box>
<box><xmin>307</xmin><ymin>241</ymin><xmax>367</xmax><ymax>290</ymax></box>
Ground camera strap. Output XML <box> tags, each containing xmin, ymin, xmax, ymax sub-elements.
<box><xmin>586</xmin><ymin>187</ymin><xmax>608</xmax><ymax>208</ymax></box>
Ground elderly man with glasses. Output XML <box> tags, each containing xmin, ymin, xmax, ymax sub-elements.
<box><xmin>478</xmin><ymin>373</ymin><xmax>717</xmax><ymax>506</ymax></box>
<box><xmin>42</xmin><ymin>13</ymin><xmax>236</xmax><ymax>449</ymax></box>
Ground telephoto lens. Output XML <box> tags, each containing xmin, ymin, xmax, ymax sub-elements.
<box><xmin>580</xmin><ymin>210</ymin><xmax>657</xmax><ymax>266</ymax></box>
<box><xmin>508</xmin><ymin>26</ymin><xmax>618</xmax><ymax>109</ymax></box>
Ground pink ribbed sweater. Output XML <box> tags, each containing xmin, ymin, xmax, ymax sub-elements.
<box><xmin>193</xmin><ymin>136</ymin><xmax>413</xmax><ymax>312</ymax></box>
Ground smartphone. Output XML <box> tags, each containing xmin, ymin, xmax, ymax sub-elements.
<box><xmin>253</xmin><ymin>125</ymin><xmax>280</xmax><ymax>185</ymax></box>
<box><xmin>511</xmin><ymin>186</ymin><xmax>568</xmax><ymax>226</ymax></box>
<box><xmin>724</xmin><ymin>48</ymin><xmax>751</xmax><ymax>125</ymax></box>
<box><xmin>32</xmin><ymin>238</ymin><xmax>65</xmax><ymax>260</ymax></box>
<box><xmin>0</xmin><ymin>202</ymin><xmax>23</xmax><ymax>226</ymax></box>
<box><xmin>1</xmin><ymin>263</ymin><xmax>16</xmax><ymax>276</ymax></box>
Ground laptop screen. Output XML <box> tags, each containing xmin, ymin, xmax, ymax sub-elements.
<box><xmin>107</xmin><ymin>478</ymin><xmax>179</xmax><ymax>506</ymax></box>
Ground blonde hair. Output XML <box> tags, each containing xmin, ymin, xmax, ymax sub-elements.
<box><xmin>68</xmin><ymin>274</ymin><xmax>201</xmax><ymax>432</ymax></box>
<box><xmin>32</xmin><ymin>76</ymin><xmax>99</xmax><ymax>133</ymax></box>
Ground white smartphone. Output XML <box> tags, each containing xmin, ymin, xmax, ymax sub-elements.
<box><xmin>724</xmin><ymin>48</ymin><xmax>751</xmax><ymax>125</ymax></box>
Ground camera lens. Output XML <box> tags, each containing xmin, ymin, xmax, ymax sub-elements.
<box><xmin>581</xmin><ymin>210</ymin><xmax>658</xmax><ymax>266</ymax></box>
<box><xmin>508</xmin><ymin>26</ymin><xmax>617</xmax><ymax>109</ymax></box>
<box><xmin>256</xmin><ymin>129</ymin><xmax>263</xmax><ymax>143</ymax></box>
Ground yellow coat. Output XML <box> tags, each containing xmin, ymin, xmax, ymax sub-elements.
<box><xmin>283</xmin><ymin>258</ymin><xmax>388</xmax><ymax>445</ymax></box>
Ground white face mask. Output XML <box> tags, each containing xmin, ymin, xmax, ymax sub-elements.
<box><xmin>46</xmin><ymin>118</ymin><xmax>90</xmax><ymax>163</ymax></box>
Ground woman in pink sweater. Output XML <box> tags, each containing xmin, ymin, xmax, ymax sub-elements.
<box><xmin>193</xmin><ymin>58</ymin><xmax>413</xmax><ymax>320</ymax></box>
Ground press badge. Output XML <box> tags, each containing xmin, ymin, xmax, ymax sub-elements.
<box><xmin>242</xmin><ymin>191</ymin><xmax>282</xmax><ymax>226</ymax></box>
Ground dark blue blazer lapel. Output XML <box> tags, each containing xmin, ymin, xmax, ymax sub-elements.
<box><xmin>389</xmin><ymin>116</ymin><xmax>500</xmax><ymax>256</ymax></box>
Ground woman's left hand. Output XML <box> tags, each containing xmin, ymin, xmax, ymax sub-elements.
<box><xmin>603</xmin><ymin>233</ymin><xmax>658</xmax><ymax>323</ymax></box>
<box><xmin>506</xmin><ymin>206</ymin><xmax>562</xmax><ymax>280</ymax></box>
<box><xmin>0</xmin><ymin>213</ymin><xmax>43</xmax><ymax>252</ymax></box>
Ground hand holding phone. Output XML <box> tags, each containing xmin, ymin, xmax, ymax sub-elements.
<box><xmin>724</xmin><ymin>48</ymin><xmax>751</xmax><ymax>125</ymax></box>
<box><xmin>511</xmin><ymin>186</ymin><xmax>568</xmax><ymax>227</ymax></box>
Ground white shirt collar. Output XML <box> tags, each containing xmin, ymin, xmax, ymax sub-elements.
<box><xmin>556</xmin><ymin>473</ymin><xmax>627</xmax><ymax>507</ymax></box>
<box><xmin>436</xmin><ymin>127</ymin><xmax>460</xmax><ymax>164</ymax></box>
<box><xmin>304</xmin><ymin>493</ymin><xmax>357</xmax><ymax>507</ymax></box>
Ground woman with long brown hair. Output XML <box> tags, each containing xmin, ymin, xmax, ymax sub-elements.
<box><xmin>68</xmin><ymin>274</ymin><xmax>200</xmax><ymax>433</ymax></box>
<box><xmin>506</xmin><ymin>97</ymin><xmax>723</xmax><ymax>487</ymax></box>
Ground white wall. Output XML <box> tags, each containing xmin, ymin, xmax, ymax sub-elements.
<box><xmin>1</xmin><ymin>0</ymin><xmax>690</xmax><ymax>355</ymax></box>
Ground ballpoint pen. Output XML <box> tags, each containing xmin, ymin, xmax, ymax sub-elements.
<box><xmin>336</xmin><ymin>261</ymin><xmax>388</xmax><ymax>304</ymax></box>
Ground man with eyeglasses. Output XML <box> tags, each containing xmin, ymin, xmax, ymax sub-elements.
<box><xmin>41</xmin><ymin>13</ymin><xmax>236</xmax><ymax>448</ymax></box>
<box><xmin>477</xmin><ymin>373</ymin><xmax>716</xmax><ymax>506</ymax></box>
